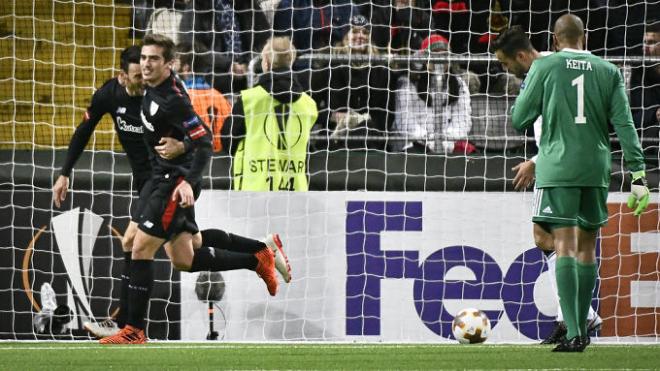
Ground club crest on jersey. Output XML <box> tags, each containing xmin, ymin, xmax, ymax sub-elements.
<box><xmin>183</xmin><ymin>116</ymin><xmax>200</xmax><ymax>129</ymax></box>
<box><xmin>140</xmin><ymin>111</ymin><xmax>155</xmax><ymax>132</ymax></box>
<box><xmin>150</xmin><ymin>101</ymin><xmax>160</xmax><ymax>116</ymax></box>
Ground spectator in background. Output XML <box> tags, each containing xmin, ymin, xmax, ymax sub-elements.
<box><xmin>145</xmin><ymin>0</ymin><xmax>190</xmax><ymax>45</ymax></box>
<box><xmin>630</xmin><ymin>22</ymin><xmax>660</xmax><ymax>159</ymax></box>
<box><xmin>431</xmin><ymin>0</ymin><xmax>469</xmax><ymax>53</ymax></box>
<box><xmin>352</xmin><ymin>0</ymin><xmax>392</xmax><ymax>52</ymax></box>
<box><xmin>256</xmin><ymin>0</ymin><xmax>282</xmax><ymax>27</ymax></box>
<box><xmin>222</xmin><ymin>37</ymin><xmax>318</xmax><ymax>191</ymax></box>
<box><xmin>393</xmin><ymin>34</ymin><xmax>475</xmax><ymax>154</ymax></box>
<box><xmin>312</xmin><ymin>15</ymin><xmax>394</xmax><ymax>150</ymax></box>
<box><xmin>174</xmin><ymin>42</ymin><xmax>232</xmax><ymax>153</ymax></box>
<box><xmin>272</xmin><ymin>0</ymin><xmax>356</xmax><ymax>53</ymax></box>
<box><xmin>234</xmin><ymin>0</ymin><xmax>272</xmax><ymax>54</ymax></box>
<box><xmin>179</xmin><ymin>0</ymin><xmax>247</xmax><ymax>95</ymax></box>
<box><xmin>389</xmin><ymin>0</ymin><xmax>435</xmax><ymax>54</ymax></box>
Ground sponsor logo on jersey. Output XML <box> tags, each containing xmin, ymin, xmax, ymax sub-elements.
<box><xmin>140</xmin><ymin>111</ymin><xmax>155</xmax><ymax>132</ymax></box>
<box><xmin>117</xmin><ymin>116</ymin><xmax>144</xmax><ymax>134</ymax></box>
<box><xmin>542</xmin><ymin>206</ymin><xmax>553</xmax><ymax>214</ymax></box>
<box><xmin>116</xmin><ymin>106</ymin><xmax>127</xmax><ymax>114</ymax></box>
<box><xmin>143</xmin><ymin>220</ymin><xmax>154</xmax><ymax>229</ymax></box>
<box><xmin>150</xmin><ymin>101</ymin><xmax>160</xmax><ymax>116</ymax></box>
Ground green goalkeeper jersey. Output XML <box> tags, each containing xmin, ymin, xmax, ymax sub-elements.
<box><xmin>511</xmin><ymin>48</ymin><xmax>645</xmax><ymax>188</ymax></box>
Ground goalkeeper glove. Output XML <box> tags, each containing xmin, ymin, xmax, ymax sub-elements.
<box><xmin>627</xmin><ymin>170</ymin><xmax>650</xmax><ymax>217</ymax></box>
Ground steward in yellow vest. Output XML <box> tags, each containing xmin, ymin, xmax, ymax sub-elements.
<box><xmin>222</xmin><ymin>37</ymin><xmax>318</xmax><ymax>191</ymax></box>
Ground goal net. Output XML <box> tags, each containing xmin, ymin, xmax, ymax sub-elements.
<box><xmin>1</xmin><ymin>0</ymin><xmax>658</xmax><ymax>342</ymax></box>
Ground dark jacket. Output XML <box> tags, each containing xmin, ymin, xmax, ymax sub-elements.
<box><xmin>179</xmin><ymin>0</ymin><xmax>244</xmax><ymax>69</ymax></box>
<box><xmin>222</xmin><ymin>69</ymin><xmax>306</xmax><ymax>155</ymax></box>
<box><xmin>273</xmin><ymin>0</ymin><xmax>355</xmax><ymax>52</ymax></box>
<box><xmin>234</xmin><ymin>0</ymin><xmax>271</xmax><ymax>53</ymax></box>
<box><xmin>311</xmin><ymin>55</ymin><xmax>394</xmax><ymax>150</ymax></box>
<box><xmin>630</xmin><ymin>65</ymin><xmax>660</xmax><ymax>141</ymax></box>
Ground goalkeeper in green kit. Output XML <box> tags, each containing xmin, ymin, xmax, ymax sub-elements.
<box><xmin>510</xmin><ymin>14</ymin><xmax>650</xmax><ymax>352</ymax></box>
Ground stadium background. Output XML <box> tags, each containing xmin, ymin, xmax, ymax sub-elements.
<box><xmin>0</xmin><ymin>0</ymin><xmax>659</xmax><ymax>343</ymax></box>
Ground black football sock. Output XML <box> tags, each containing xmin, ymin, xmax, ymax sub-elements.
<box><xmin>189</xmin><ymin>246</ymin><xmax>258</xmax><ymax>272</ymax></box>
<box><xmin>201</xmin><ymin>229</ymin><xmax>266</xmax><ymax>254</ymax></box>
<box><xmin>126</xmin><ymin>259</ymin><xmax>153</xmax><ymax>331</ymax></box>
<box><xmin>116</xmin><ymin>251</ymin><xmax>132</xmax><ymax>328</ymax></box>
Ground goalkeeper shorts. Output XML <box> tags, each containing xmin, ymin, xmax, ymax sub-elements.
<box><xmin>532</xmin><ymin>186</ymin><xmax>609</xmax><ymax>230</ymax></box>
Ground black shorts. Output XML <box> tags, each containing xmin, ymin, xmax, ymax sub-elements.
<box><xmin>130</xmin><ymin>178</ymin><xmax>153</xmax><ymax>222</ymax></box>
<box><xmin>137</xmin><ymin>172</ymin><xmax>201</xmax><ymax>239</ymax></box>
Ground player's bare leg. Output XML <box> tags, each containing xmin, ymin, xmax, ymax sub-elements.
<box><xmin>533</xmin><ymin>224</ymin><xmax>554</xmax><ymax>252</ymax></box>
<box><xmin>99</xmin><ymin>229</ymin><xmax>164</xmax><ymax>344</ymax></box>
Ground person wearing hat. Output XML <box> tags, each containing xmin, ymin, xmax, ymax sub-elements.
<box><xmin>312</xmin><ymin>14</ymin><xmax>394</xmax><ymax>149</ymax></box>
<box><xmin>393</xmin><ymin>34</ymin><xmax>475</xmax><ymax>154</ymax></box>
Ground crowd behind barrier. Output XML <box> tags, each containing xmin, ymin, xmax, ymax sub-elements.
<box><xmin>130</xmin><ymin>0</ymin><xmax>658</xmax><ymax>158</ymax></box>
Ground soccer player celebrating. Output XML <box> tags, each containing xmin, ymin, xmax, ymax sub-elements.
<box><xmin>52</xmin><ymin>45</ymin><xmax>187</xmax><ymax>337</ymax></box>
<box><xmin>508</xmin><ymin>15</ymin><xmax>649</xmax><ymax>352</ymax></box>
<box><xmin>492</xmin><ymin>26</ymin><xmax>603</xmax><ymax>345</ymax></box>
<box><xmin>99</xmin><ymin>34</ymin><xmax>286</xmax><ymax>345</ymax></box>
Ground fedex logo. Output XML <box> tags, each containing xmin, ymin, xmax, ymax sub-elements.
<box><xmin>345</xmin><ymin>201</ymin><xmax>556</xmax><ymax>340</ymax></box>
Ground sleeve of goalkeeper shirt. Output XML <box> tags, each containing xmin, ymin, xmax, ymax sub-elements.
<box><xmin>511</xmin><ymin>61</ymin><xmax>545</xmax><ymax>132</ymax></box>
<box><xmin>609</xmin><ymin>68</ymin><xmax>645</xmax><ymax>173</ymax></box>
<box><xmin>60</xmin><ymin>82</ymin><xmax>111</xmax><ymax>177</ymax></box>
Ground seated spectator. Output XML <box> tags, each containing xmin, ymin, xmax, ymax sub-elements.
<box><xmin>630</xmin><ymin>22</ymin><xmax>660</xmax><ymax>152</ymax></box>
<box><xmin>234</xmin><ymin>0</ymin><xmax>272</xmax><ymax>54</ymax></box>
<box><xmin>179</xmin><ymin>0</ymin><xmax>247</xmax><ymax>95</ymax></box>
<box><xmin>256</xmin><ymin>0</ymin><xmax>282</xmax><ymax>27</ymax></box>
<box><xmin>174</xmin><ymin>42</ymin><xmax>232</xmax><ymax>153</ymax></box>
<box><xmin>312</xmin><ymin>15</ymin><xmax>394</xmax><ymax>150</ymax></box>
<box><xmin>431</xmin><ymin>0</ymin><xmax>469</xmax><ymax>53</ymax></box>
<box><xmin>392</xmin><ymin>34</ymin><xmax>475</xmax><ymax>154</ymax></box>
<box><xmin>273</xmin><ymin>0</ymin><xmax>356</xmax><ymax>53</ymax></box>
<box><xmin>145</xmin><ymin>0</ymin><xmax>190</xmax><ymax>44</ymax></box>
<box><xmin>389</xmin><ymin>0</ymin><xmax>435</xmax><ymax>54</ymax></box>
<box><xmin>222</xmin><ymin>37</ymin><xmax>318</xmax><ymax>191</ymax></box>
<box><xmin>352</xmin><ymin>0</ymin><xmax>391</xmax><ymax>52</ymax></box>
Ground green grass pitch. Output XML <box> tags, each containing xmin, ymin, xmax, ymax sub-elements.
<box><xmin>1</xmin><ymin>343</ymin><xmax>659</xmax><ymax>370</ymax></box>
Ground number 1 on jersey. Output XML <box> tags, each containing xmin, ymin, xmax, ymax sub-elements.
<box><xmin>571</xmin><ymin>74</ymin><xmax>587</xmax><ymax>124</ymax></box>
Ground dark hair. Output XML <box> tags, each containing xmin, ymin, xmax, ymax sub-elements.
<box><xmin>120</xmin><ymin>45</ymin><xmax>141</xmax><ymax>72</ymax></box>
<box><xmin>142</xmin><ymin>33</ymin><xmax>176</xmax><ymax>62</ymax></box>
<box><xmin>176</xmin><ymin>41</ymin><xmax>212</xmax><ymax>74</ymax></box>
<box><xmin>490</xmin><ymin>25</ymin><xmax>534</xmax><ymax>57</ymax></box>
